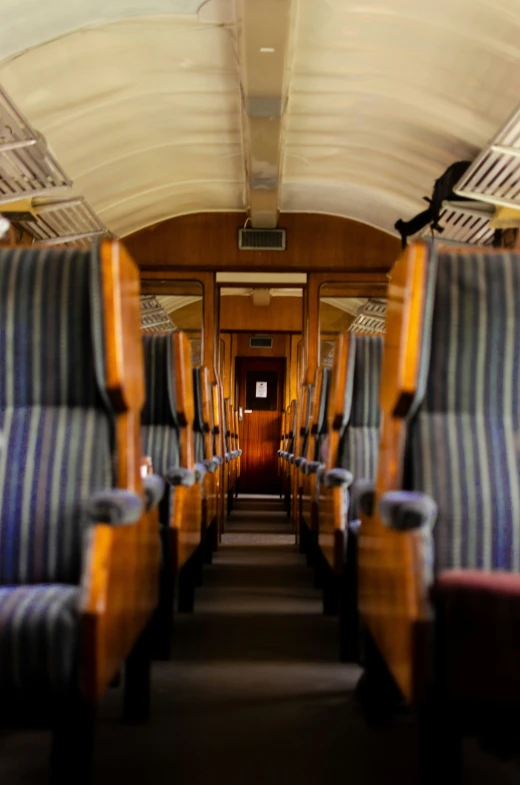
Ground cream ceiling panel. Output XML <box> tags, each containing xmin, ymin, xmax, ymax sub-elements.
<box><xmin>1</xmin><ymin>0</ymin><xmax>519</xmax><ymax>236</ymax></box>
<box><xmin>0</xmin><ymin>1</ymin><xmax>206</xmax><ymax>60</ymax></box>
<box><xmin>0</xmin><ymin>17</ymin><xmax>244</xmax><ymax>236</ymax></box>
<box><xmin>282</xmin><ymin>0</ymin><xmax>520</xmax><ymax>232</ymax></box>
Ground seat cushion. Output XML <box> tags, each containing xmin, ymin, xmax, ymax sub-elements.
<box><xmin>0</xmin><ymin>584</ymin><xmax>80</xmax><ymax>708</ymax></box>
<box><xmin>433</xmin><ymin>569</ymin><xmax>520</xmax><ymax>705</ymax></box>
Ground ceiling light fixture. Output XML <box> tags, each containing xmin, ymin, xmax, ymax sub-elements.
<box><xmin>260</xmin><ymin>47</ymin><xmax>275</xmax><ymax>53</ymax></box>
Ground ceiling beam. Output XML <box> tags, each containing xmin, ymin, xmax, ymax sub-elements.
<box><xmin>237</xmin><ymin>0</ymin><xmax>294</xmax><ymax>228</ymax></box>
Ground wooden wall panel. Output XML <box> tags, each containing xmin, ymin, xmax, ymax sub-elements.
<box><xmin>220</xmin><ymin>295</ymin><xmax>302</xmax><ymax>332</ymax></box>
<box><xmin>220</xmin><ymin>334</ymin><xmax>232</xmax><ymax>399</ymax></box>
<box><xmin>141</xmin><ymin>270</ymin><xmax>217</xmax><ymax>381</ymax></box>
<box><xmin>125</xmin><ymin>212</ymin><xmax>399</xmax><ymax>273</ymax></box>
<box><xmin>290</xmin><ymin>334</ymin><xmax>302</xmax><ymax>403</ymax></box>
<box><xmin>233</xmin><ymin>332</ymin><xmax>289</xmax><ymax>358</ymax></box>
<box><xmin>305</xmin><ymin>272</ymin><xmax>387</xmax><ymax>384</ymax></box>
<box><xmin>237</xmin><ymin>357</ymin><xmax>285</xmax><ymax>495</ymax></box>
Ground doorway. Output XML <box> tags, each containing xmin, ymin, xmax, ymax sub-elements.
<box><xmin>236</xmin><ymin>357</ymin><xmax>285</xmax><ymax>494</ymax></box>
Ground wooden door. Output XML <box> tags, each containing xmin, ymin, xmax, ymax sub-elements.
<box><xmin>237</xmin><ymin>357</ymin><xmax>285</xmax><ymax>494</ymax></box>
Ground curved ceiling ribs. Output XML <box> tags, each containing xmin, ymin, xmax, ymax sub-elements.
<box><xmin>0</xmin><ymin>1</ymin><xmax>518</xmax><ymax>239</ymax></box>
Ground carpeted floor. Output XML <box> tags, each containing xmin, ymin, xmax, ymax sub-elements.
<box><xmin>1</xmin><ymin>495</ymin><xmax>519</xmax><ymax>784</ymax></box>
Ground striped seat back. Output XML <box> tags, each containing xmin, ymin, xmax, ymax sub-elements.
<box><xmin>141</xmin><ymin>334</ymin><xmax>180</xmax><ymax>476</ymax></box>
<box><xmin>0</xmin><ymin>246</ymin><xmax>113</xmax><ymax>586</ymax></box>
<box><xmin>299</xmin><ymin>383</ymin><xmax>312</xmax><ymax>460</ymax></box>
<box><xmin>407</xmin><ymin>250</ymin><xmax>520</xmax><ymax>571</ymax></box>
<box><xmin>192</xmin><ymin>368</ymin><xmax>206</xmax><ymax>463</ymax></box>
<box><xmin>288</xmin><ymin>399</ymin><xmax>298</xmax><ymax>455</ymax></box>
<box><xmin>338</xmin><ymin>336</ymin><xmax>383</xmax><ymax>516</ymax></box>
<box><xmin>313</xmin><ymin>369</ymin><xmax>331</xmax><ymax>462</ymax></box>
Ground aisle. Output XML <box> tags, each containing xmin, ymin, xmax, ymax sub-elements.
<box><xmin>0</xmin><ymin>496</ymin><xmax>518</xmax><ymax>784</ymax></box>
<box><xmin>94</xmin><ymin>494</ymin><xmax>417</xmax><ymax>785</ymax></box>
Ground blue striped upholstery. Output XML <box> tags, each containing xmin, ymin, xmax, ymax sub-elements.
<box><xmin>0</xmin><ymin>408</ymin><xmax>111</xmax><ymax>585</ymax></box>
<box><xmin>141</xmin><ymin>425</ymin><xmax>180</xmax><ymax>477</ymax></box>
<box><xmin>142</xmin><ymin>334</ymin><xmax>177</xmax><ymax>428</ymax></box>
<box><xmin>0</xmin><ymin>248</ymin><xmax>105</xmax><ymax>410</ymax></box>
<box><xmin>193</xmin><ymin>368</ymin><xmax>206</xmax><ymax>463</ymax></box>
<box><xmin>0</xmin><ymin>245</ymin><xmax>115</xmax><ymax>706</ymax></box>
<box><xmin>338</xmin><ymin>336</ymin><xmax>383</xmax><ymax>519</ymax></box>
<box><xmin>409</xmin><ymin>251</ymin><xmax>520</xmax><ymax>572</ymax></box>
<box><xmin>0</xmin><ymin>585</ymin><xmax>80</xmax><ymax>704</ymax></box>
<box><xmin>142</xmin><ymin>335</ymin><xmax>181</xmax><ymax>533</ymax></box>
<box><xmin>299</xmin><ymin>384</ymin><xmax>312</xmax><ymax>461</ymax></box>
<box><xmin>0</xmin><ymin>247</ymin><xmax>112</xmax><ymax>585</ymax></box>
<box><xmin>141</xmin><ymin>335</ymin><xmax>180</xmax><ymax>475</ymax></box>
<box><xmin>349</xmin><ymin>336</ymin><xmax>383</xmax><ymax>427</ymax></box>
<box><xmin>313</xmin><ymin>370</ymin><xmax>331</xmax><ymax>461</ymax></box>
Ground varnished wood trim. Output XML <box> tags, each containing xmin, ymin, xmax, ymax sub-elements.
<box><xmin>124</xmin><ymin>212</ymin><xmax>400</xmax><ymax>273</ymax></box>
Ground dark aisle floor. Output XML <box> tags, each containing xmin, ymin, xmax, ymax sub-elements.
<box><xmin>1</xmin><ymin>495</ymin><xmax>519</xmax><ymax>784</ymax></box>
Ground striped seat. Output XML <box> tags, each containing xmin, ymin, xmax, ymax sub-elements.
<box><xmin>338</xmin><ymin>335</ymin><xmax>383</xmax><ymax>522</ymax></box>
<box><xmin>406</xmin><ymin>249</ymin><xmax>520</xmax><ymax>707</ymax></box>
<box><xmin>0</xmin><ymin>585</ymin><xmax>80</xmax><ymax>708</ymax></box>
<box><xmin>141</xmin><ymin>331</ymin><xmax>203</xmax><ymax>648</ymax></box>
<box><xmin>141</xmin><ymin>333</ymin><xmax>180</xmax><ymax>527</ymax></box>
<box><xmin>192</xmin><ymin>368</ymin><xmax>206</xmax><ymax>467</ymax></box>
<box><xmin>0</xmin><ymin>246</ymin><xmax>113</xmax><ymax>711</ymax></box>
<box><xmin>142</xmin><ymin>333</ymin><xmax>180</xmax><ymax>475</ymax></box>
<box><xmin>324</xmin><ymin>334</ymin><xmax>382</xmax><ymax>659</ymax></box>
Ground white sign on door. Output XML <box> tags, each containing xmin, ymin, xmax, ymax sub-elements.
<box><xmin>256</xmin><ymin>381</ymin><xmax>267</xmax><ymax>398</ymax></box>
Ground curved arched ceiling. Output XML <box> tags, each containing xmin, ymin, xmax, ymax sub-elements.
<box><xmin>0</xmin><ymin>0</ymin><xmax>519</xmax><ymax>237</ymax></box>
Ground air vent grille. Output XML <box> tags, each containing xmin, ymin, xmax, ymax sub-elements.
<box><xmin>238</xmin><ymin>228</ymin><xmax>286</xmax><ymax>251</ymax></box>
<box><xmin>250</xmin><ymin>336</ymin><xmax>273</xmax><ymax>348</ymax></box>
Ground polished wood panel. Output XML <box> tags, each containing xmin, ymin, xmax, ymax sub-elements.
<box><xmin>238</xmin><ymin>357</ymin><xmax>285</xmax><ymax>494</ymax></box>
<box><xmin>301</xmin><ymin>367</ymin><xmax>327</xmax><ymax>537</ymax></box>
<box><xmin>124</xmin><ymin>212</ymin><xmax>400</xmax><ymax>272</ymax></box>
<box><xmin>81</xmin><ymin>239</ymin><xmax>161</xmax><ymax>702</ymax></box>
<box><xmin>141</xmin><ymin>271</ymin><xmax>218</xmax><ymax>381</ymax></box>
<box><xmin>305</xmin><ymin>273</ymin><xmax>388</xmax><ymax>386</ymax></box>
<box><xmin>234</xmin><ymin>332</ymin><xmax>289</xmax><ymax>358</ymax></box>
<box><xmin>220</xmin><ymin>295</ymin><xmax>303</xmax><ymax>331</ymax></box>
<box><xmin>358</xmin><ymin>242</ymin><xmax>431</xmax><ymax>706</ymax></box>
<box><xmin>170</xmin><ymin>331</ymin><xmax>203</xmax><ymax>570</ymax></box>
<box><xmin>199</xmin><ymin>367</ymin><xmax>216</xmax><ymax>530</ymax></box>
<box><xmin>319</xmin><ymin>332</ymin><xmax>352</xmax><ymax>573</ymax></box>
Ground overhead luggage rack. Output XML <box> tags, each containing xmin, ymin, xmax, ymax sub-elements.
<box><xmin>455</xmin><ymin>104</ymin><xmax>520</xmax><ymax>209</ymax></box>
<box><xmin>0</xmin><ymin>87</ymin><xmax>71</xmax><ymax>203</ymax></box>
<box><xmin>420</xmin><ymin>201</ymin><xmax>495</xmax><ymax>246</ymax></box>
<box><xmin>349</xmin><ymin>299</ymin><xmax>387</xmax><ymax>335</ymax></box>
<box><xmin>140</xmin><ymin>295</ymin><xmax>177</xmax><ymax>333</ymax></box>
<box><xmin>6</xmin><ymin>196</ymin><xmax>109</xmax><ymax>247</ymax></box>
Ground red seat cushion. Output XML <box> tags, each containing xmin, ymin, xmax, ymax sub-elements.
<box><xmin>433</xmin><ymin>569</ymin><xmax>520</xmax><ymax>705</ymax></box>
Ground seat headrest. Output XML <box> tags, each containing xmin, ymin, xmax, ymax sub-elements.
<box><xmin>415</xmin><ymin>249</ymin><xmax>520</xmax><ymax>418</ymax></box>
<box><xmin>142</xmin><ymin>333</ymin><xmax>178</xmax><ymax>427</ymax></box>
<box><xmin>349</xmin><ymin>336</ymin><xmax>383</xmax><ymax>427</ymax></box>
<box><xmin>0</xmin><ymin>244</ymin><xmax>106</xmax><ymax>409</ymax></box>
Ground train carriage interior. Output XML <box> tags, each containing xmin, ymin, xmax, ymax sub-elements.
<box><xmin>1</xmin><ymin>1</ymin><xmax>520</xmax><ymax>783</ymax></box>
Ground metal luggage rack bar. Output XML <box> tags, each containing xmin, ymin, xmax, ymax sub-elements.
<box><xmin>455</xmin><ymin>103</ymin><xmax>520</xmax><ymax>210</ymax></box>
<box><xmin>0</xmin><ymin>87</ymin><xmax>71</xmax><ymax>203</ymax></box>
<box><xmin>420</xmin><ymin>201</ymin><xmax>495</xmax><ymax>246</ymax></box>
